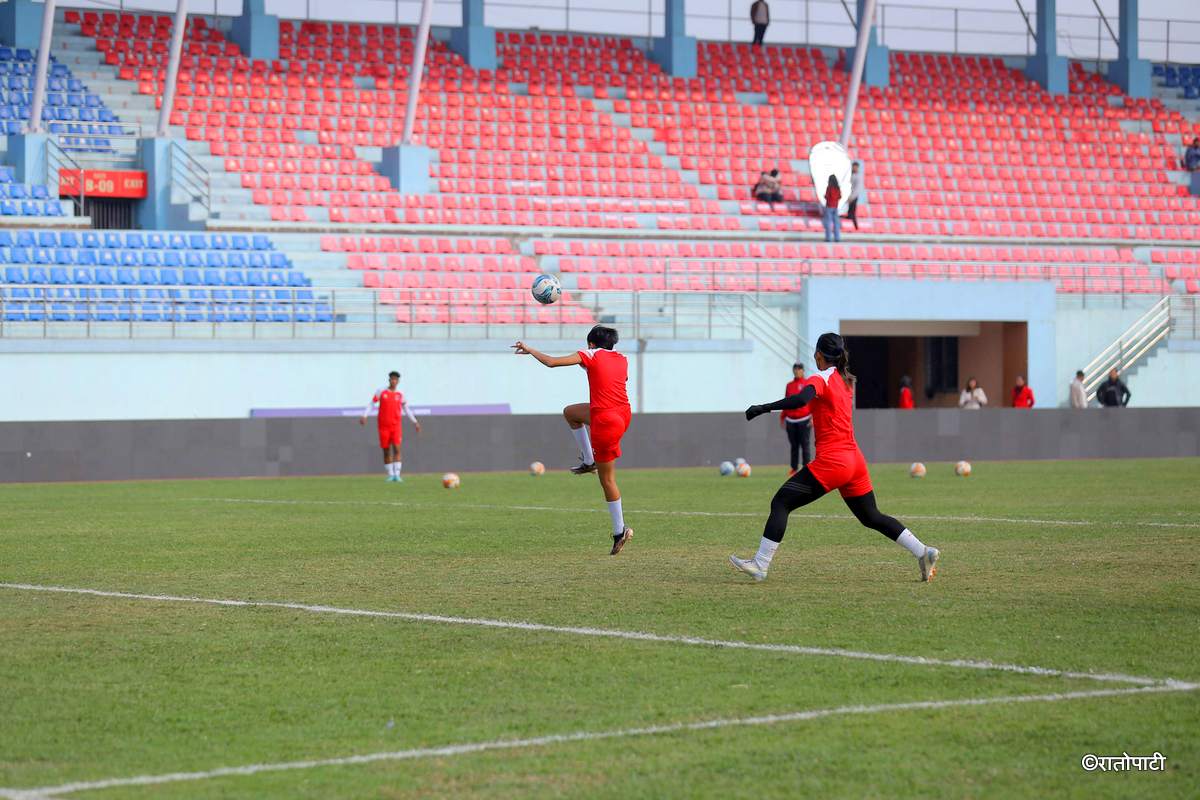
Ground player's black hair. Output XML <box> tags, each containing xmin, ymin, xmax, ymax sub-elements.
<box><xmin>900</xmin><ymin>374</ymin><xmax>912</xmax><ymax>388</ymax></box>
<box><xmin>792</xmin><ymin>362</ymin><xmax>804</xmax><ymax>371</ymax></box>
<box><xmin>1075</xmin><ymin>369</ymin><xmax>1085</xmax><ymax>378</ymax></box>
<box><xmin>388</xmin><ymin>370</ymin><xmax>400</xmax><ymax>379</ymax></box>
<box><xmin>815</xmin><ymin>332</ymin><xmax>853</xmax><ymax>385</ymax></box>
<box><xmin>827</xmin><ymin>175</ymin><xmax>840</xmax><ymax>190</ymax></box>
<box><xmin>587</xmin><ymin>325</ymin><xmax>619</xmax><ymax>351</ymax></box>
<box><xmin>770</xmin><ymin>168</ymin><xmax>779</xmax><ymax>177</ymax></box>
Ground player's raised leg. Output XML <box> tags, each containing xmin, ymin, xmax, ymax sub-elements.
<box><xmin>563</xmin><ymin>402</ymin><xmax>596</xmax><ymax>474</ymax></box>
<box><xmin>597</xmin><ymin>460</ymin><xmax>632</xmax><ymax>555</ymax></box>
<box><xmin>843</xmin><ymin>492</ymin><xmax>939</xmax><ymax>581</ymax></box>
<box><xmin>731</xmin><ymin>468</ymin><xmax>827</xmax><ymax>580</ymax></box>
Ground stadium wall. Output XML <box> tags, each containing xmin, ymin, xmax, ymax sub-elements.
<box><xmin>2</xmin><ymin>408</ymin><xmax>1198</xmax><ymax>483</ymax></box>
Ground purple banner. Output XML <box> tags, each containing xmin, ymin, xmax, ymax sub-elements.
<box><xmin>250</xmin><ymin>404</ymin><xmax>511</xmax><ymax>418</ymax></box>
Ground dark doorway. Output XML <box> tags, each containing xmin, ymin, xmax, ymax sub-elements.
<box><xmin>843</xmin><ymin>336</ymin><xmax>890</xmax><ymax>409</ymax></box>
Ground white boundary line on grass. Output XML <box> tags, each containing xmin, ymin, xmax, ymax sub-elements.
<box><xmin>2</xmin><ymin>583</ymin><xmax>1193</xmax><ymax>690</ymax></box>
<box><xmin>0</xmin><ymin>684</ymin><xmax>1192</xmax><ymax>799</ymax></box>
<box><xmin>197</xmin><ymin>496</ymin><xmax>1200</xmax><ymax>529</ymax></box>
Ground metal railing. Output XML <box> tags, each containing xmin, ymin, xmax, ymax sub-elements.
<box><xmin>1081</xmin><ymin>295</ymin><xmax>1171</xmax><ymax>402</ymax></box>
<box><xmin>55</xmin><ymin>122</ymin><xmax>143</xmax><ymax>169</ymax></box>
<box><xmin>45</xmin><ymin>139</ymin><xmax>87</xmax><ymax>218</ymax></box>
<box><xmin>0</xmin><ymin>285</ymin><xmax>801</xmax><ymax>357</ymax></box>
<box><xmin>170</xmin><ymin>141</ymin><xmax>211</xmax><ymax>217</ymax></box>
<box><xmin>1168</xmin><ymin>294</ymin><xmax>1200</xmax><ymax>341</ymax></box>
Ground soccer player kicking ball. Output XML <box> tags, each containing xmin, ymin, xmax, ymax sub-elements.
<box><xmin>731</xmin><ymin>333</ymin><xmax>940</xmax><ymax>582</ymax></box>
<box><xmin>513</xmin><ymin>325</ymin><xmax>634</xmax><ymax>555</ymax></box>
<box><xmin>359</xmin><ymin>370</ymin><xmax>421</xmax><ymax>482</ymax></box>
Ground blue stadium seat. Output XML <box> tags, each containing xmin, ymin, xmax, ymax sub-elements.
<box><xmin>210</xmin><ymin>234</ymin><xmax>228</xmax><ymax>250</ymax></box>
<box><xmin>116</xmin><ymin>268</ymin><xmax>136</xmax><ymax>285</ymax></box>
<box><xmin>4</xmin><ymin>266</ymin><xmax>25</xmax><ymax>282</ymax></box>
<box><xmin>225</xmin><ymin>271</ymin><xmax>245</xmax><ymax>286</ymax></box>
<box><xmin>50</xmin><ymin>267</ymin><xmax>70</xmax><ymax>284</ymax></box>
<box><xmin>182</xmin><ymin>269</ymin><xmax>202</xmax><ymax>285</ymax></box>
<box><xmin>159</xmin><ymin>268</ymin><xmax>179</xmax><ymax>285</ymax></box>
<box><xmin>248</xmin><ymin>253</ymin><xmax>267</xmax><ymax>268</ymax></box>
<box><xmin>188</xmin><ymin>234</ymin><xmax>207</xmax><ymax>249</ymax></box>
<box><xmin>94</xmin><ymin>268</ymin><xmax>114</xmax><ymax>285</ymax></box>
<box><xmin>141</xmin><ymin>251</ymin><xmax>161</xmax><ymax>267</ymax></box>
<box><xmin>162</xmin><ymin>251</ymin><xmax>181</xmax><ymax>267</ymax></box>
<box><xmin>205</xmin><ymin>252</ymin><xmax>224</xmax><ymax>268</ymax></box>
<box><xmin>72</xmin><ymin>268</ymin><xmax>92</xmax><ymax>283</ymax></box>
<box><xmin>145</xmin><ymin>233</ymin><xmax>165</xmax><ymax>249</ymax></box>
<box><xmin>246</xmin><ymin>271</ymin><xmax>264</xmax><ymax>287</ymax></box>
<box><xmin>269</xmin><ymin>253</ymin><xmax>288</xmax><ymax>269</ymax></box>
<box><xmin>231</xmin><ymin>235</ymin><xmax>250</xmax><ymax>250</ymax></box>
<box><xmin>137</xmin><ymin>269</ymin><xmax>158</xmax><ymax>285</ymax></box>
<box><xmin>226</xmin><ymin>252</ymin><xmax>246</xmax><ymax>268</ymax></box>
<box><xmin>203</xmin><ymin>269</ymin><xmax>223</xmax><ymax>286</ymax></box>
<box><xmin>53</xmin><ymin>249</ymin><xmax>73</xmax><ymax>265</ymax></box>
<box><xmin>184</xmin><ymin>252</ymin><xmax>204</xmax><ymax>268</ymax></box>
<box><xmin>58</xmin><ymin>231</ymin><xmax>78</xmax><ymax>248</ymax></box>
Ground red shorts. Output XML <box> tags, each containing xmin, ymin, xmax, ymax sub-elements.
<box><xmin>590</xmin><ymin>406</ymin><xmax>632</xmax><ymax>463</ymax></box>
<box><xmin>806</xmin><ymin>447</ymin><xmax>873</xmax><ymax>499</ymax></box>
<box><xmin>378</xmin><ymin>424</ymin><xmax>402</xmax><ymax>449</ymax></box>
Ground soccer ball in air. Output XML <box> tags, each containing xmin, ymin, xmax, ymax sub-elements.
<box><xmin>910</xmin><ymin>462</ymin><xmax>927</xmax><ymax>478</ymax></box>
<box><xmin>529</xmin><ymin>461</ymin><xmax>545</xmax><ymax>476</ymax></box>
<box><xmin>719</xmin><ymin>461</ymin><xmax>735</xmax><ymax>476</ymax></box>
<box><xmin>530</xmin><ymin>274</ymin><xmax>562</xmax><ymax>305</ymax></box>
<box><xmin>736</xmin><ymin>462</ymin><xmax>752</xmax><ymax>478</ymax></box>
<box><xmin>954</xmin><ymin>461</ymin><xmax>972</xmax><ymax>477</ymax></box>
<box><xmin>442</xmin><ymin>472</ymin><xmax>461</xmax><ymax>489</ymax></box>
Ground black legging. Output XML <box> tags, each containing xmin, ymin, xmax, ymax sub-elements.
<box><xmin>762</xmin><ymin>467</ymin><xmax>906</xmax><ymax>543</ymax></box>
<box><xmin>784</xmin><ymin>419</ymin><xmax>813</xmax><ymax>470</ymax></box>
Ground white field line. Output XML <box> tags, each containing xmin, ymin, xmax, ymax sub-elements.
<box><xmin>2</xmin><ymin>583</ymin><xmax>1193</xmax><ymax>690</ymax></box>
<box><xmin>0</xmin><ymin>685</ymin><xmax>1192</xmax><ymax>799</ymax></box>
<box><xmin>196</xmin><ymin>496</ymin><xmax>1200</xmax><ymax>530</ymax></box>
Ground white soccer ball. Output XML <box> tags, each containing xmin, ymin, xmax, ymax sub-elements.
<box><xmin>954</xmin><ymin>460</ymin><xmax>972</xmax><ymax>477</ymax></box>
<box><xmin>442</xmin><ymin>472</ymin><xmax>461</xmax><ymax>489</ymax></box>
<box><xmin>530</xmin><ymin>273</ymin><xmax>562</xmax><ymax>305</ymax></box>
<box><xmin>529</xmin><ymin>461</ymin><xmax>545</xmax><ymax>476</ymax></box>
<box><xmin>736</xmin><ymin>462</ymin><xmax>752</xmax><ymax>478</ymax></box>
<box><xmin>719</xmin><ymin>460</ymin><xmax>735</xmax><ymax>476</ymax></box>
<box><xmin>910</xmin><ymin>462</ymin><xmax>927</xmax><ymax>478</ymax></box>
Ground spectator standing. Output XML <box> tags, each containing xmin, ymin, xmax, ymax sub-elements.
<box><xmin>1069</xmin><ymin>370</ymin><xmax>1088</xmax><ymax>409</ymax></box>
<box><xmin>1011</xmin><ymin>375</ymin><xmax>1035</xmax><ymax>408</ymax></box>
<box><xmin>1096</xmin><ymin>368</ymin><xmax>1131</xmax><ymax>407</ymax></box>
<box><xmin>846</xmin><ymin>161</ymin><xmax>864</xmax><ymax>230</ymax></box>
<box><xmin>751</xmin><ymin>0</ymin><xmax>770</xmax><ymax>46</ymax></box>
<box><xmin>781</xmin><ymin>362</ymin><xmax>814</xmax><ymax>475</ymax></box>
<box><xmin>822</xmin><ymin>175</ymin><xmax>842</xmax><ymax>242</ymax></box>
<box><xmin>1184</xmin><ymin>137</ymin><xmax>1200</xmax><ymax>172</ymax></box>
<box><xmin>898</xmin><ymin>375</ymin><xmax>914</xmax><ymax>409</ymax></box>
<box><xmin>959</xmin><ymin>377</ymin><xmax>987</xmax><ymax>409</ymax></box>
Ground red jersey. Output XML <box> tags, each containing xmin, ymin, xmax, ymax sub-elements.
<box><xmin>371</xmin><ymin>389</ymin><xmax>406</xmax><ymax>427</ymax></box>
<box><xmin>898</xmin><ymin>386</ymin><xmax>914</xmax><ymax>409</ymax></box>
<box><xmin>825</xmin><ymin>186</ymin><xmax>841</xmax><ymax>209</ymax></box>
<box><xmin>1011</xmin><ymin>385</ymin><xmax>1035</xmax><ymax>408</ymax></box>
<box><xmin>801</xmin><ymin>367</ymin><xmax>859</xmax><ymax>455</ymax></box>
<box><xmin>577</xmin><ymin>348</ymin><xmax>630</xmax><ymax>412</ymax></box>
<box><xmin>782</xmin><ymin>378</ymin><xmax>812</xmax><ymax>421</ymax></box>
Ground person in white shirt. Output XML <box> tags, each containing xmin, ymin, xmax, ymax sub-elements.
<box><xmin>958</xmin><ymin>377</ymin><xmax>987</xmax><ymax>409</ymax></box>
<box><xmin>1069</xmin><ymin>370</ymin><xmax>1088</xmax><ymax>409</ymax></box>
<box><xmin>846</xmin><ymin>161</ymin><xmax>865</xmax><ymax>230</ymax></box>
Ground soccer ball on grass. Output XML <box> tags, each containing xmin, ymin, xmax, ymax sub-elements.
<box><xmin>954</xmin><ymin>461</ymin><xmax>972</xmax><ymax>477</ymax></box>
<box><xmin>442</xmin><ymin>472</ymin><xmax>461</xmax><ymax>489</ymax></box>
<box><xmin>529</xmin><ymin>461</ymin><xmax>545</xmax><ymax>476</ymax></box>
<box><xmin>909</xmin><ymin>462</ymin><xmax>927</xmax><ymax>478</ymax></box>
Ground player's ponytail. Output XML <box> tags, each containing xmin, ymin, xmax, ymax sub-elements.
<box><xmin>816</xmin><ymin>332</ymin><xmax>855</xmax><ymax>386</ymax></box>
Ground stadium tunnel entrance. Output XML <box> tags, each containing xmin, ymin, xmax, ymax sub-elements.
<box><xmin>843</xmin><ymin>322</ymin><xmax>1028</xmax><ymax>408</ymax></box>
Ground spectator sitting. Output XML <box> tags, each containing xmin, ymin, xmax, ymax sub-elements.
<box><xmin>1011</xmin><ymin>375</ymin><xmax>1035</xmax><ymax>408</ymax></box>
<box><xmin>1069</xmin><ymin>369</ymin><xmax>1088</xmax><ymax>409</ymax></box>
<box><xmin>752</xmin><ymin>170</ymin><xmax>783</xmax><ymax>205</ymax></box>
<box><xmin>1097</xmin><ymin>368</ymin><xmax>1131</xmax><ymax>407</ymax></box>
<box><xmin>898</xmin><ymin>375</ymin><xmax>914</xmax><ymax>409</ymax></box>
<box><xmin>959</xmin><ymin>377</ymin><xmax>987</xmax><ymax>409</ymax></box>
<box><xmin>1185</xmin><ymin>138</ymin><xmax>1200</xmax><ymax>173</ymax></box>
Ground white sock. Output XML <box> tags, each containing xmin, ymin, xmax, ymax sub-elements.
<box><xmin>754</xmin><ymin>537</ymin><xmax>779</xmax><ymax>569</ymax></box>
<box><xmin>386</xmin><ymin>462</ymin><xmax>395</xmax><ymax>477</ymax></box>
<box><xmin>897</xmin><ymin>529</ymin><xmax>927</xmax><ymax>558</ymax></box>
<box><xmin>607</xmin><ymin>499</ymin><xmax>625</xmax><ymax>536</ymax></box>
<box><xmin>395</xmin><ymin>461</ymin><xmax>402</xmax><ymax>477</ymax></box>
<box><xmin>571</xmin><ymin>425</ymin><xmax>595</xmax><ymax>465</ymax></box>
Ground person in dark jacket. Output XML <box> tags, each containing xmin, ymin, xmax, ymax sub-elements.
<box><xmin>751</xmin><ymin>0</ymin><xmax>770</xmax><ymax>46</ymax></box>
<box><xmin>1096</xmin><ymin>368</ymin><xmax>1131</xmax><ymax>407</ymax></box>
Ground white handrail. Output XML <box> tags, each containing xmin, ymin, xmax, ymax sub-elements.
<box><xmin>1081</xmin><ymin>296</ymin><xmax>1171</xmax><ymax>400</ymax></box>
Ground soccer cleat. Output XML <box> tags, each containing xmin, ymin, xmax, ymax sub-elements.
<box><xmin>570</xmin><ymin>461</ymin><xmax>598</xmax><ymax>475</ymax></box>
<box><xmin>610</xmin><ymin>527</ymin><xmax>633</xmax><ymax>555</ymax></box>
<box><xmin>385</xmin><ymin>474</ymin><xmax>395</xmax><ymax>482</ymax></box>
<box><xmin>394</xmin><ymin>476</ymin><xmax>403</xmax><ymax>483</ymax></box>
<box><xmin>729</xmin><ymin>554</ymin><xmax>767</xmax><ymax>581</ymax></box>
<box><xmin>919</xmin><ymin>546</ymin><xmax>940</xmax><ymax>582</ymax></box>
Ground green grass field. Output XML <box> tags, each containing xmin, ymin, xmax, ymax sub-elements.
<box><xmin>1</xmin><ymin>459</ymin><xmax>1198</xmax><ymax>798</ymax></box>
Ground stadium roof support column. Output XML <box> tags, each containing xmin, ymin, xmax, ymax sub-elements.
<box><xmin>383</xmin><ymin>0</ymin><xmax>434</xmax><ymax>194</ymax></box>
<box><xmin>26</xmin><ymin>0</ymin><xmax>56</xmax><ymax>135</ymax></box>
<box><xmin>1110</xmin><ymin>0</ymin><xmax>1149</xmax><ymax>98</ymax></box>
<box><xmin>844</xmin><ymin>0</ymin><xmax>888</xmax><ymax>90</ymax></box>
<box><xmin>650</xmin><ymin>0</ymin><xmax>697</xmax><ymax>78</ymax></box>
<box><xmin>449</xmin><ymin>0</ymin><xmax>496</xmax><ymax>70</ymax></box>
<box><xmin>230</xmin><ymin>0</ymin><xmax>280</xmax><ymax>61</ymax></box>
<box><xmin>156</xmin><ymin>0</ymin><xmax>189</xmax><ymax>138</ymax></box>
<box><xmin>1025</xmin><ymin>0</ymin><xmax>1068</xmax><ymax>95</ymax></box>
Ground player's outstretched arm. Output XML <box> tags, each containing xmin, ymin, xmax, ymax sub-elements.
<box><xmin>746</xmin><ymin>385</ymin><xmax>816</xmax><ymax>420</ymax></box>
<box><xmin>512</xmin><ymin>341</ymin><xmax>583</xmax><ymax>368</ymax></box>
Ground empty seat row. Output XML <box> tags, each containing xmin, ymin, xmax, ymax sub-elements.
<box><xmin>0</xmin><ymin>230</ymin><xmax>276</xmax><ymax>250</ymax></box>
<box><xmin>2</xmin><ymin>266</ymin><xmax>309</xmax><ymax>287</ymax></box>
<box><xmin>1</xmin><ymin>248</ymin><xmax>290</xmax><ymax>268</ymax></box>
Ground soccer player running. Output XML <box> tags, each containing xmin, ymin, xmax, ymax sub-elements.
<box><xmin>513</xmin><ymin>325</ymin><xmax>634</xmax><ymax>555</ymax></box>
<box><xmin>359</xmin><ymin>370</ymin><xmax>421</xmax><ymax>482</ymax></box>
<box><xmin>731</xmin><ymin>333</ymin><xmax>940</xmax><ymax>582</ymax></box>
